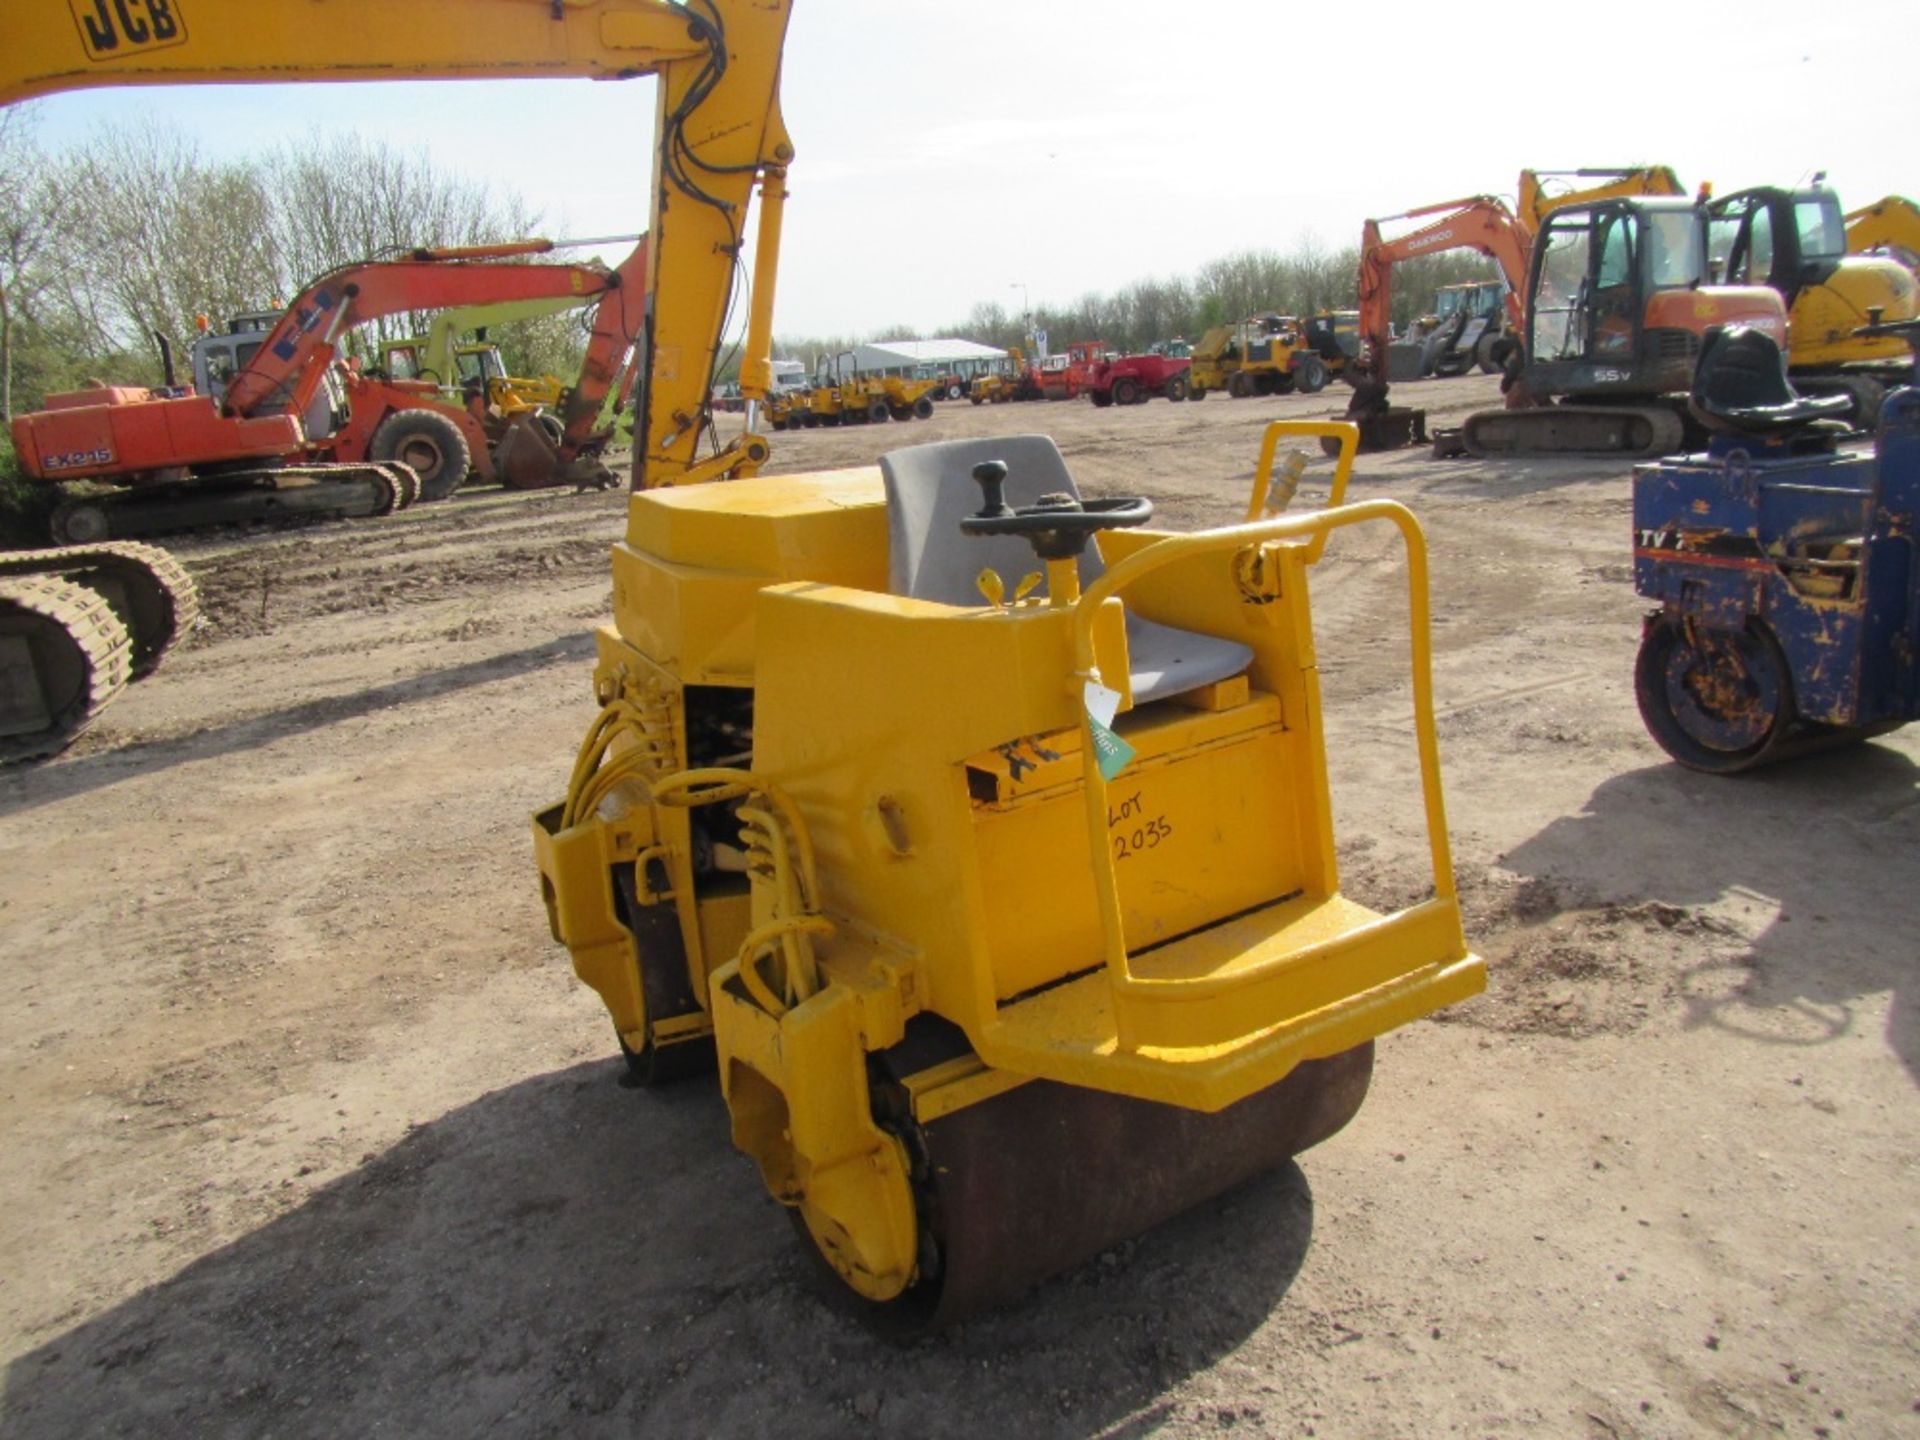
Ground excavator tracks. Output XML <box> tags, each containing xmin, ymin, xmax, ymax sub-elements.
<box><xmin>1462</xmin><ymin>404</ymin><xmax>1687</xmax><ymax>459</ymax></box>
<box><xmin>0</xmin><ymin>574</ymin><xmax>134</xmax><ymax>764</ymax></box>
<box><xmin>48</xmin><ymin>462</ymin><xmax>422</xmax><ymax>546</ymax></box>
<box><xmin>0</xmin><ymin>541</ymin><xmax>200</xmax><ymax>677</ymax></box>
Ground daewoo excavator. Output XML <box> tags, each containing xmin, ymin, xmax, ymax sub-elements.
<box><xmin>1341</xmin><ymin>194</ymin><xmax>1532</xmax><ymax>451</ymax></box>
<box><xmin>13</xmin><ymin>237</ymin><xmax>646</xmax><ymax>539</ymax></box>
<box><xmin>2</xmin><ymin>0</ymin><xmax>1484</xmax><ymax>1328</ymax></box>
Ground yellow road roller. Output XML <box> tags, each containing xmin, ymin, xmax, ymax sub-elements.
<box><xmin>535</xmin><ymin>419</ymin><xmax>1484</xmax><ymax>1329</ymax></box>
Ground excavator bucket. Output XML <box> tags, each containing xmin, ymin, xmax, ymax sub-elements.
<box><xmin>535</xmin><ymin>424</ymin><xmax>1484</xmax><ymax>1331</ymax></box>
<box><xmin>493</xmin><ymin>414</ymin><xmax>618</xmax><ymax>491</ymax></box>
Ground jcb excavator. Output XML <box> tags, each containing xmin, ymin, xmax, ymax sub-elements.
<box><xmin>3</xmin><ymin>0</ymin><xmax>1484</xmax><ymax>1328</ymax></box>
<box><xmin>12</xmin><ymin>236</ymin><xmax>646</xmax><ymax>539</ymax></box>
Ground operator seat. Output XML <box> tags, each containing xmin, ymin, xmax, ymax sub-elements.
<box><xmin>880</xmin><ymin>435</ymin><xmax>1253</xmax><ymax>705</ymax></box>
<box><xmin>1690</xmin><ymin>324</ymin><xmax>1852</xmax><ymax>436</ymax></box>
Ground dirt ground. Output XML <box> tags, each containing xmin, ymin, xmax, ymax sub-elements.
<box><xmin>1</xmin><ymin>375</ymin><xmax>1915</xmax><ymax>1437</ymax></box>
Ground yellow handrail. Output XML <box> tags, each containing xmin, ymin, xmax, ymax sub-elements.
<box><xmin>1244</xmin><ymin>420</ymin><xmax>1359</xmax><ymax>566</ymax></box>
<box><xmin>1070</xmin><ymin>499</ymin><xmax>1456</xmax><ymax>1031</ymax></box>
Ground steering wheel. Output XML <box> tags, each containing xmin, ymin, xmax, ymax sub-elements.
<box><xmin>959</xmin><ymin>461</ymin><xmax>1153</xmax><ymax>561</ymax></box>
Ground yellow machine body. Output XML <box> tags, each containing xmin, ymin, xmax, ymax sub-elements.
<box><xmin>1782</xmin><ymin>254</ymin><xmax>1917</xmax><ymax>369</ymax></box>
<box><xmin>2</xmin><ymin>1</ymin><xmax>1483</xmax><ymax>1328</ymax></box>
<box><xmin>534</xmin><ymin>420</ymin><xmax>1484</xmax><ymax>1314</ymax></box>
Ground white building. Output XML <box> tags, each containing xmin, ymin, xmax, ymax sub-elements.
<box><xmin>843</xmin><ymin>338</ymin><xmax>1007</xmax><ymax>383</ymax></box>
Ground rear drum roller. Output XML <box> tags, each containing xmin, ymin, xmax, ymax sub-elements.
<box><xmin>609</xmin><ymin>866</ymin><xmax>715</xmax><ymax>1087</ymax></box>
<box><xmin>790</xmin><ymin>1035</ymin><xmax>1374</xmax><ymax>1336</ymax></box>
<box><xmin>370</xmin><ymin>408</ymin><xmax>471</xmax><ymax>501</ymax></box>
<box><xmin>1635</xmin><ymin>616</ymin><xmax>1793</xmax><ymax>773</ymax></box>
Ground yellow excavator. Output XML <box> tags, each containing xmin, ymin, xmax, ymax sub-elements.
<box><xmin>3</xmin><ymin>0</ymin><xmax>1483</xmax><ymax>1328</ymax></box>
<box><xmin>1707</xmin><ymin>183</ymin><xmax>1918</xmax><ymax>425</ymax></box>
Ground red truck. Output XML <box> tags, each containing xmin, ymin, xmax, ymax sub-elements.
<box><xmin>1086</xmin><ymin>349</ymin><xmax>1192</xmax><ymax>406</ymax></box>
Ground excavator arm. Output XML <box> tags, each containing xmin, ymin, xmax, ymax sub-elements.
<box><xmin>1355</xmin><ymin>196</ymin><xmax>1532</xmax><ymax>383</ymax></box>
<box><xmin>0</xmin><ymin>0</ymin><xmax>794</xmax><ymax>492</ymax></box>
<box><xmin>1846</xmin><ymin>196</ymin><xmax>1920</xmax><ymax>270</ymax></box>
<box><xmin>1516</xmin><ymin>167</ymin><xmax>1685</xmax><ymax>236</ymax></box>
<box><xmin>220</xmin><ymin>241</ymin><xmax>631</xmax><ymax>420</ymax></box>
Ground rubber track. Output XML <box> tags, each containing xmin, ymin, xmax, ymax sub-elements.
<box><xmin>49</xmin><ymin>462</ymin><xmax>419</xmax><ymax>545</ymax></box>
<box><xmin>0</xmin><ymin>542</ymin><xmax>200</xmax><ymax>678</ymax></box>
<box><xmin>0</xmin><ymin>575</ymin><xmax>133</xmax><ymax>764</ymax></box>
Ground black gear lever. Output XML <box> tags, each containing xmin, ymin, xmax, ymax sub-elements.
<box><xmin>960</xmin><ymin>458</ymin><xmax>1153</xmax><ymax>563</ymax></box>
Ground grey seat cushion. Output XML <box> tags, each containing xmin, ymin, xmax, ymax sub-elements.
<box><xmin>879</xmin><ymin>435</ymin><xmax>1253</xmax><ymax>704</ymax></box>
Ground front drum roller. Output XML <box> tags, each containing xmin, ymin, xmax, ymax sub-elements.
<box><xmin>1635</xmin><ymin>615</ymin><xmax>1792</xmax><ymax>773</ymax></box>
<box><xmin>789</xmin><ymin>1036</ymin><xmax>1374</xmax><ymax>1337</ymax></box>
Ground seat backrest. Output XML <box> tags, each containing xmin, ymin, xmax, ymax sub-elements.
<box><xmin>1691</xmin><ymin>323</ymin><xmax>1851</xmax><ymax>433</ymax></box>
<box><xmin>881</xmin><ymin>434</ymin><xmax>1103</xmax><ymax>603</ymax></box>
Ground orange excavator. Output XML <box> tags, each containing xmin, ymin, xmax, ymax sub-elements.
<box><xmin>1340</xmin><ymin>168</ymin><xmax>1786</xmax><ymax>458</ymax></box>
<box><xmin>1341</xmin><ymin>195</ymin><xmax>1533</xmax><ymax>450</ymax></box>
<box><xmin>11</xmin><ymin>236</ymin><xmax>650</xmax><ymax>542</ymax></box>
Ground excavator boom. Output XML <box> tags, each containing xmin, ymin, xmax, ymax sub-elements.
<box><xmin>0</xmin><ymin>0</ymin><xmax>706</xmax><ymax>105</ymax></box>
<box><xmin>1355</xmin><ymin>196</ymin><xmax>1531</xmax><ymax>383</ymax></box>
<box><xmin>223</xmin><ymin>248</ymin><xmax>636</xmax><ymax>420</ymax></box>
<box><xmin>1</xmin><ymin>0</ymin><xmax>793</xmax><ymax>493</ymax></box>
<box><xmin>1515</xmin><ymin>166</ymin><xmax>1685</xmax><ymax>235</ymax></box>
<box><xmin>1846</xmin><ymin>196</ymin><xmax>1920</xmax><ymax>268</ymax></box>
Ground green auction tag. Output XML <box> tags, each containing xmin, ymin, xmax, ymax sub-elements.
<box><xmin>1088</xmin><ymin>714</ymin><xmax>1135</xmax><ymax>781</ymax></box>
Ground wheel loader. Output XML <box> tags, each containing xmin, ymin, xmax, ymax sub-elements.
<box><xmin>4</xmin><ymin>0</ymin><xmax>1484</xmax><ymax>1328</ymax></box>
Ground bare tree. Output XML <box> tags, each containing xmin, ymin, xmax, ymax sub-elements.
<box><xmin>0</xmin><ymin>106</ymin><xmax>62</xmax><ymax>420</ymax></box>
<box><xmin>264</xmin><ymin>132</ymin><xmax>544</xmax><ymax>352</ymax></box>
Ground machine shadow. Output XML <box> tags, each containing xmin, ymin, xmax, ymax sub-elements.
<box><xmin>1501</xmin><ymin>742</ymin><xmax>1920</xmax><ymax>1082</ymax></box>
<box><xmin>1418</xmin><ymin>454</ymin><xmax>1639</xmax><ymax>498</ymax></box>
<box><xmin>0</xmin><ymin>632</ymin><xmax>595</xmax><ymax>820</ymax></box>
<box><xmin>2</xmin><ymin>1059</ymin><xmax>1316</xmax><ymax>1439</ymax></box>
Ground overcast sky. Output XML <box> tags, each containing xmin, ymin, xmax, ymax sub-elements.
<box><xmin>30</xmin><ymin>0</ymin><xmax>1913</xmax><ymax>339</ymax></box>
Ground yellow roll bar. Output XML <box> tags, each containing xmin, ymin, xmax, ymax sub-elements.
<box><xmin>1071</xmin><ymin>498</ymin><xmax>1456</xmax><ymax>1035</ymax></box>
